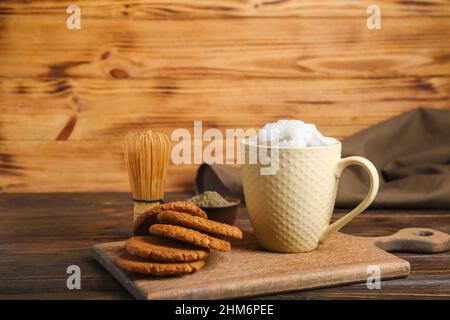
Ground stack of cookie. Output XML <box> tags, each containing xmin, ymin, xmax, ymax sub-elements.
<box><xmin>116</xmin><ymin>201</ymin><xmax>243</xmax><ymax>276</ymax></box>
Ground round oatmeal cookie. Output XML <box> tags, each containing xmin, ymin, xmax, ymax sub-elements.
<box><xmin>157</xmin><ymin>210</ymin><xmax>243</xmax><ymax>240</ymax></box>
<box><xmin>132</xmin><ymin>201</ymin><xmax>207</xmax><ymax>235</ymax></box>
<box><xmin>132</xmin><ymin>209</ymin><xmax>159</xmax><ymax>236</ymax></box>
<box><xmin>149</xmin><ymin>224</ymin><xmax>231</xmax><ymax>252</ymax></box>
<box><xmin>116</xmin><ymin>253</ymin><xmax>205</xmax><ymax>276</ymax></box>
<box><xmin>126</xmin><ymin>235</ymin><xmax>209</xmax><ymax>262</ymax></box>
<box><xmin>152</xmin><ymin>201</ymin><xmax>207</xmax><ymax>218</ymax></box>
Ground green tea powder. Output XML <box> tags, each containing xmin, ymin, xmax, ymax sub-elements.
<box><xmin>188</xmin><ymin>191</ymin><xmax>233</xmax><ymax>208</ymax></box>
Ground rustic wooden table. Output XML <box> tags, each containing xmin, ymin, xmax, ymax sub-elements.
<box><xmin>1</xmin><ymin>192</ymin><xmax>449</xmax><ymax>300</ymax></box>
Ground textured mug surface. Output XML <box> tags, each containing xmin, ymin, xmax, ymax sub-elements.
<box><xmin>241</xmin><ymin>142</ymin><xmax>379</xmax><ymax>253</ymax></box>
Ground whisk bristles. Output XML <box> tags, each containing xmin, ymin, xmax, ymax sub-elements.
<box><xmin>123</xmin><ymin>130</ymin><xmax>170</xmax><ymax>220</ymax></box>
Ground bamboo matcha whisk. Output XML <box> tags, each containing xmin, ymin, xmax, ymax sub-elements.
<box><xmin>123</xmin><ymin>129</ymin><xmax>170</xmax><ymax>222</ymax></box>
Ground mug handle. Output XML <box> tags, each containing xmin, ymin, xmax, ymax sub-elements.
<box><xmin>319</xmin><ymin>156</ymin><xmax>380</xmax><ymax>244</ymax></box>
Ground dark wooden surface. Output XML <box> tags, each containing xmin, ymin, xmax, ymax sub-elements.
<box><xmin>0</xmin><ymin>192</ymin><xmax>449</xmax><ymax>300</ymax></box>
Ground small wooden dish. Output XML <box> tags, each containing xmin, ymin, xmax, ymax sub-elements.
<box><xmin>199</xmin><ymin>198</ymin><xmax>241</xmax><ymax>225</ymax></box>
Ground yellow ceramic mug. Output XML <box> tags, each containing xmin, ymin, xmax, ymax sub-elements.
<box><xmin>241</xmin><ymin>141</ymin><xmax>379</xmax><ymax>253</ymax></box>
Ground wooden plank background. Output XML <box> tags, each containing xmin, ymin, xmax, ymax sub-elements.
<box><xmin>0</xmin><ymin>0</ymin><xmax>449</xmax><ymax>193</ymax></box>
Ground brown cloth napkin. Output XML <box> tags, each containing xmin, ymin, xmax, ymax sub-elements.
<box><xmin>195</xmin><ymin>108</ymin><xmax>450</xmax><ymax>209</ymax></box>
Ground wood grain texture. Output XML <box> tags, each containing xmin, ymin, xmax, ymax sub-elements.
<box><xmin>1</xmin><ymin>0</ymin><xmax>449</xmax><ymax>18</ymax></box>
<box><xmin>0</xmin><ymin>192</ymin><xmax>449</xmax><ymax>299</ymax></box>
<box><xmin>0</xmin><ymin>140</ymin><xmax>199</xmax><ymax>193</ymax></box>
<box><xmin>2</xmin><ymin>77</ymin><xmax>448</xmax><ymax>141</ymax></box>
<box><xmin>1</xmin><ymin>16</ymin><xmax>450</xmax><ymax>79</ymax></box>
<box><xmin>1</xmin><ymin>1</ymin><xmax>449</xmax><ymax>193</ymax></box>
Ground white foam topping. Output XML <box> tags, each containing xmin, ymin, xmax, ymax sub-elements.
<box><xmin>248</xmin><ymin>120</ymin><xmax>338</xmax><ymax>147</ymax></box>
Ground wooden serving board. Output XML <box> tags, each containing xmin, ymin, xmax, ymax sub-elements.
<box><xmin>93</xmin><ymin>223</ymin><xmax>450</xmax><ymax>300</ymax></box>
